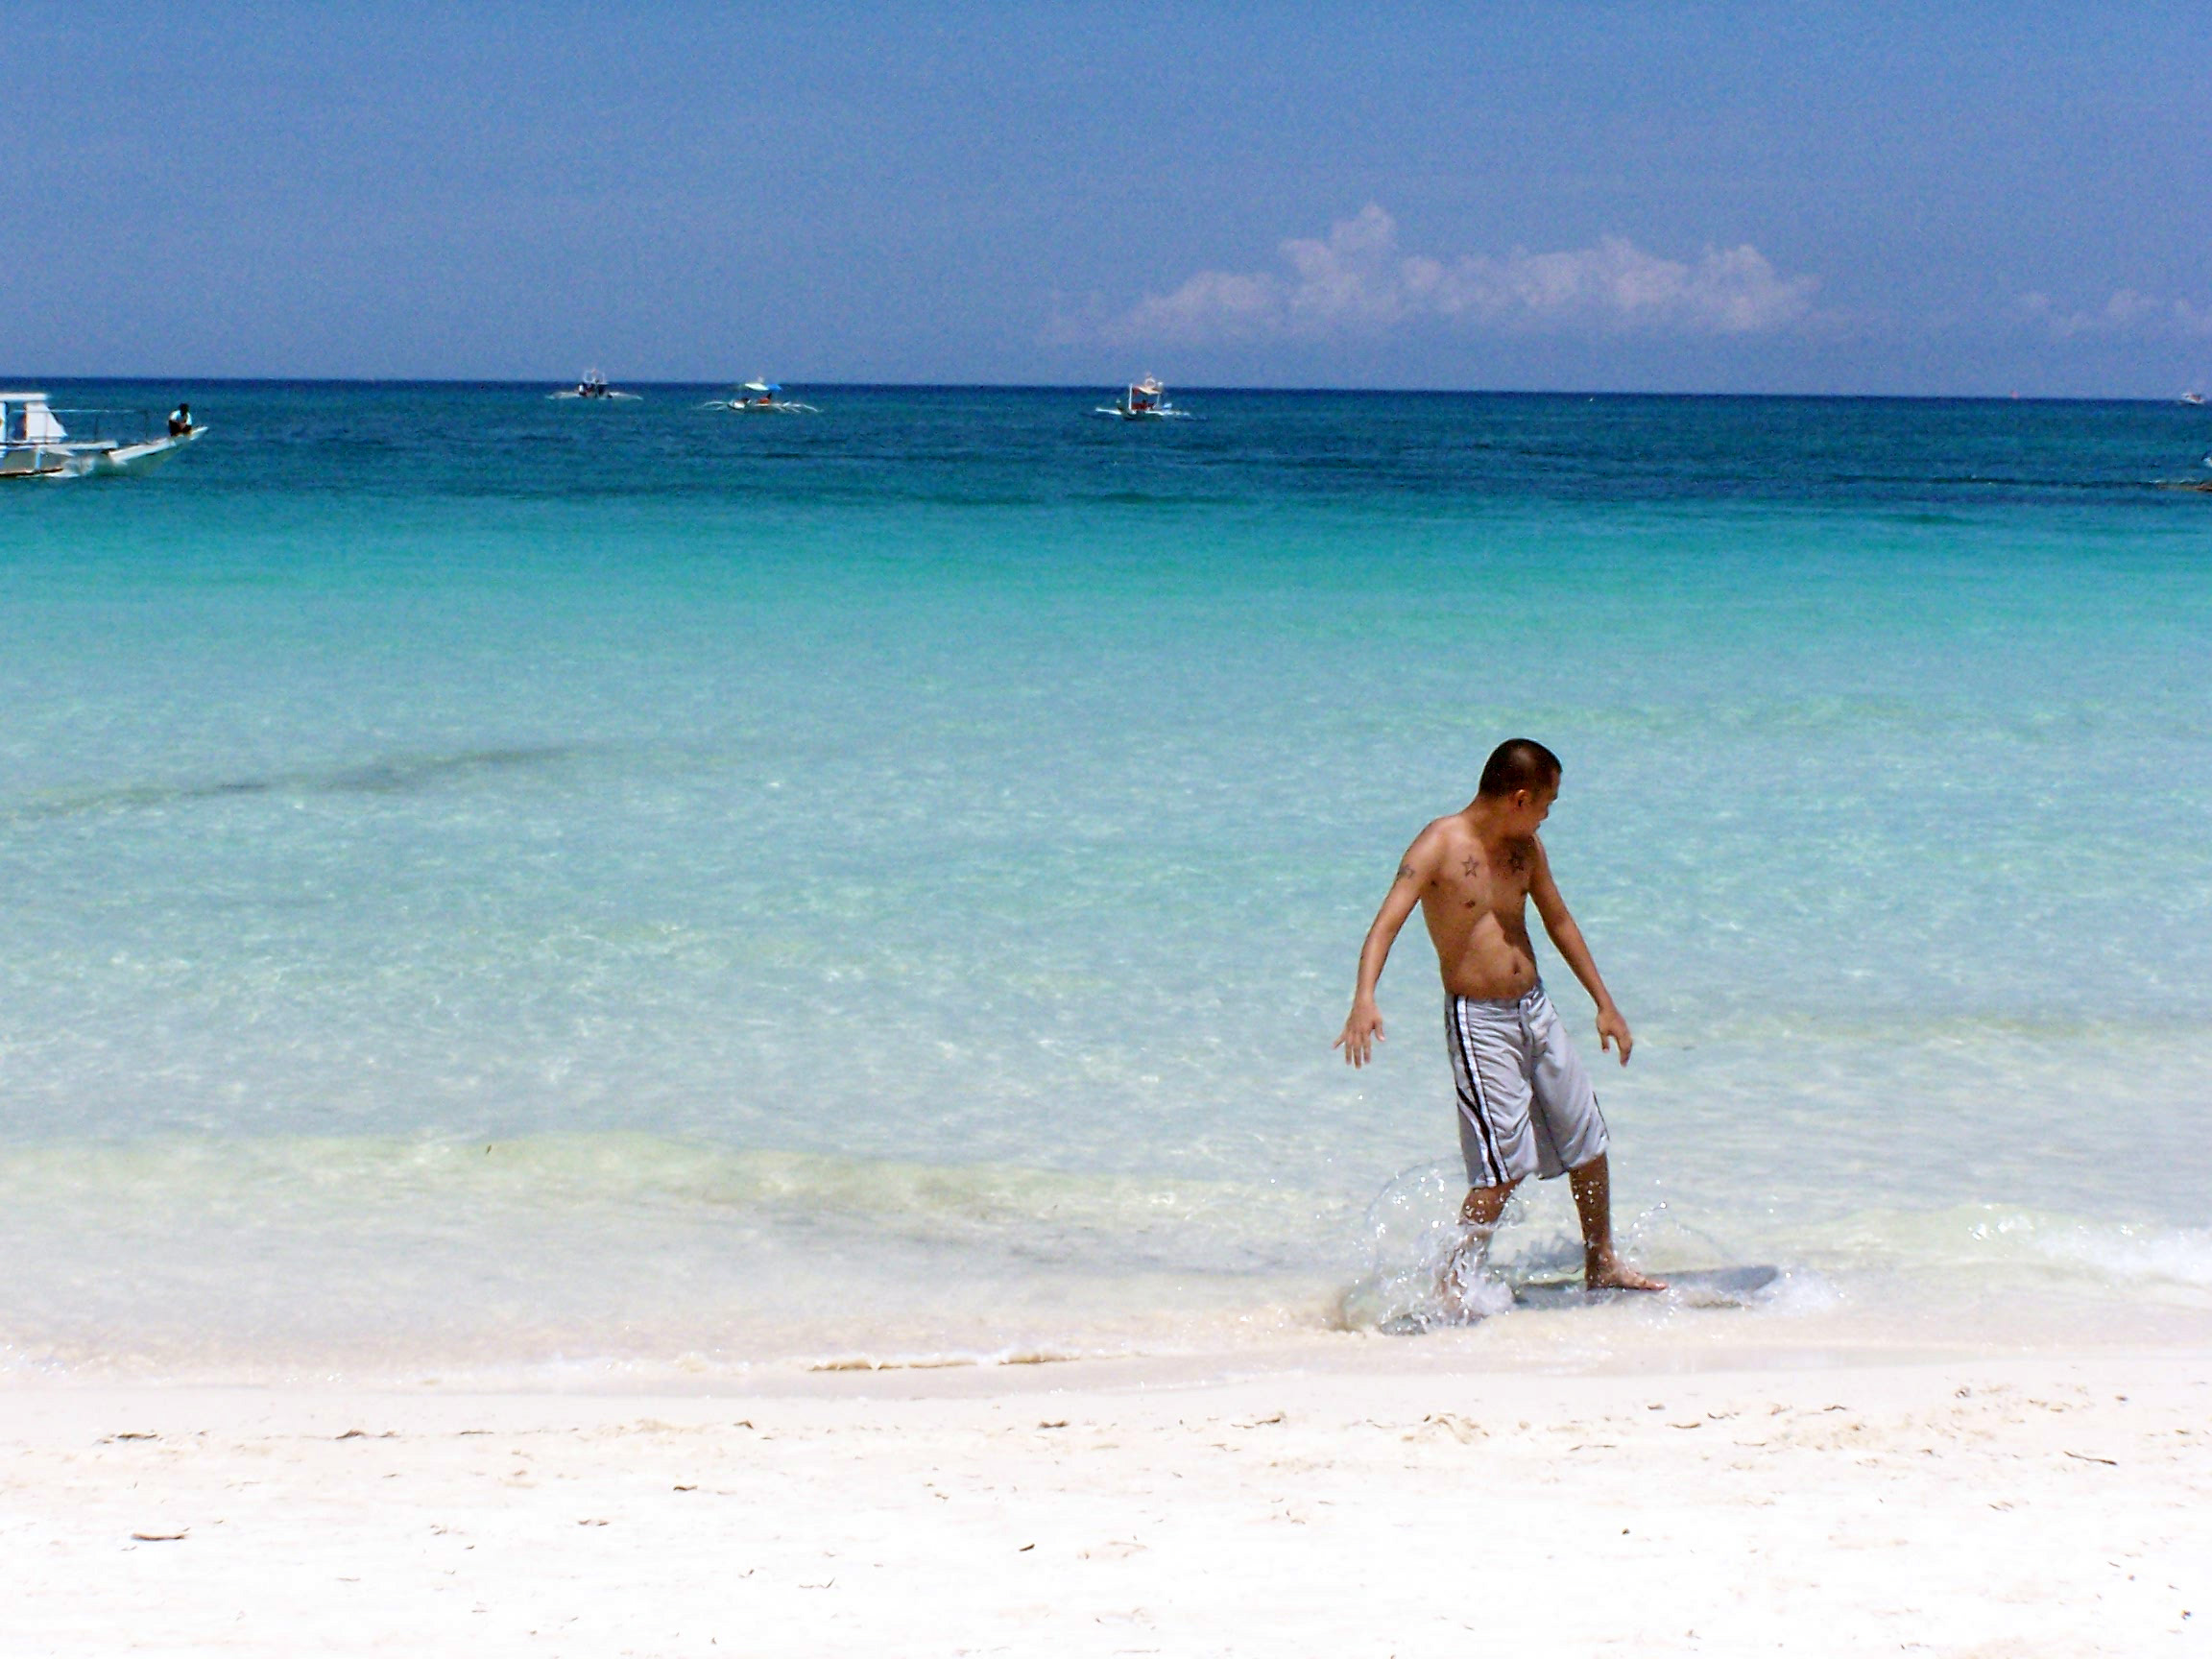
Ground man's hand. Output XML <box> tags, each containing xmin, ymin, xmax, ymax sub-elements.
<box><xmin>1596</xmin><ymin>1003</ymin><xmax>1633</xmax><ymax>1066</ymax></box>
<box><xmin>1334</xmin><ymin>1001</ymin><xmax>1385</xmax><ymax>1068</ymax></box>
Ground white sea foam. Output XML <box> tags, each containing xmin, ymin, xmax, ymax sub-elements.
<box><xmin>1</xmin><ymin>1144</ymin><xmax>2204</xmax><ymax>1383</ymax></box>
<box><xmin>0</xmin><ymin>1133</ymin><xmax>1340</xmax><ymax>1382</ymax></box>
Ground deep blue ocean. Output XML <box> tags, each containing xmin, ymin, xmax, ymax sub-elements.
<box><xmin>4</xmin><ymin>381</ymin><xmax>2209</xmax><ymax>1380</ymax></box>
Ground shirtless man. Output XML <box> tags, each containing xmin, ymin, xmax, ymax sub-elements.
<box><xmin>1334</xmin><ymin>738</ymin><xmax>1663</xmax><ymax>1302</ymax></box>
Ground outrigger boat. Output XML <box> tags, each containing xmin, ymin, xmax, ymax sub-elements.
<box><xmin>549</xmin><ymin>370</ymin><xmax>641</xmax><ymax>401</ymax></box>
<box><xmin>0</xmin><ymin>391</ymin><xmax>204</xmax><ymax>480</ymax></box>
<box><xmin>700</xmin><ymin>380</ymin><xmax>819</xmax><ymax>413</ymax></box>
<box><xmin>1094</xmin><ymin>375</ymin><xmax>1191</xmax><ymax>420</ymax></box>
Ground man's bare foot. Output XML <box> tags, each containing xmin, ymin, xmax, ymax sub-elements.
<box><xmin>1586</xmin><ymin>1258</ymin><xmax>1667</xmax><ymax>1292</ymax></box>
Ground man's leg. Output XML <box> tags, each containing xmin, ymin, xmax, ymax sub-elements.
<box><xmin>1460</xmin><ymin>1183</ymin><xmax>1514</xmax><ymax>1230</ymax></box>
<box><xmin>1568</xmin><ymin>1154</ymin><xmax>1665</xmax><ymax>1291</ymax></box>
<box><xmin>1435</xmin><ymin>1182</ymin><xmax>1519</xmax><ymax>1320</ymax></box>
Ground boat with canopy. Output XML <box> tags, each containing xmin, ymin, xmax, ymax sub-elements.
<box><xmin>0</xmin><ymin>392</ymin><xmax>204</xmax><ymax>480</ymax></box>
<box><xmin>1094</xmin><ymin>376</ymin><xmax>1192</xmax><ymax>420</ymax></box>
<box><xmin>549</xmin><ymin>370</ymin><xmax>641</xmax><ymax>401</ymax></box>
<box><xmin>700</xmin><ymin>380</ymin><xmax>820</xmax><ymax>413</ymax></box>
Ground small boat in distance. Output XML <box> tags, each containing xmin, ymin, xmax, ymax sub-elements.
<box><xmin>700</xmin><ymin>380</ymin><xmax>819</xmax><ymax>413</ymax></box>
<box><xmin>1</xmin><ymin>391</ymin><xmax>204</xmax><ymax>480</ymax></box>
<box><xmin>1095</xmin><ymin>376</ymin><xmax>1192</xmax><ymax>420</ymax></box>
<box><xmin>549</xmin><ymin>370</ymin><xmax>641</xmax><ymax>401</ymax></box>
<box><xmin>2183</xmin><ymin>391</ymin><xmax>2206</xmax><ymax>406</ymax></box>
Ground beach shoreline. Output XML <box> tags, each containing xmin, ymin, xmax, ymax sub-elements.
<box><xmin>9</xmin><ymin>1344</ymin><xmax>2205</xmax><ymax>1656</ymax></box>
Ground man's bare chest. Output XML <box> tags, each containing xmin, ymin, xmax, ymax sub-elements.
<box><xmin>1431</xmin><ymin>840</ymin><xmax>1534</xmax><ymax>921</ymax></box>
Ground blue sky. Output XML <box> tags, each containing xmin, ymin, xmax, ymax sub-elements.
<box><xmin>6</xmin><ymin>4</ymin><xmax>2206</xmax><ymax>394</ymax></box>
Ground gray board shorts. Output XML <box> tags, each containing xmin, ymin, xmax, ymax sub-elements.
<box><xmin>1445</xmin><ymin>982</ymin><xmax>1609</xmax><ymax>1187</ymax></box>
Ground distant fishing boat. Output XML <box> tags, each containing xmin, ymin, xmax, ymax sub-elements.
<box><xmin>0</xmin><ymin>391</ymin><xmax>204</xmax><ymax>480</ymax></box>
<box><xmin>700</xmin><ymin>380</ymin><xmax>819</xmax><ymax>413</ymax></box>
<box><xmin>2182</xmin><ymin>391</ymin><xmax>2206</xmax><ymax>406</ymax></box>
<box><xmin>549</xmin><ymin>370</ymin><xmax>641</xmax><ymax>401</ymax></box>
<box><xmin>1094</xmin><ymin>376</ymin><xmax>1192</xmax><ymax>420</ymax></box>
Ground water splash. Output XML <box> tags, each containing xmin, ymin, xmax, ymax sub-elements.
<box><xmin>1336</xmin><ymin>1161</ymin><xmax>1519</xmax><ymax>1332</ymax></box>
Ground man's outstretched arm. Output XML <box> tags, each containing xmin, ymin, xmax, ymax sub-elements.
<box><xmin>1334</xmin><ymin>836</ymin><xmax>1431</xmax><ymax>1067</ymax></box>
<box><xmin>1527</xmin><ymin>839</ymin><xmax>1633</xmax><ymax>1064</ymax></box>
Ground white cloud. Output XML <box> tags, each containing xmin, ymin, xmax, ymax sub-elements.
<box><xmin>2016</xmin><ymin>287</ymin><xmax>2212</xmax><ymax>340</ymax></box>
<box><xmin>1113</xmin><ymin>205</ymin><xmax>1818</xmax><ymax>344</ymax></box>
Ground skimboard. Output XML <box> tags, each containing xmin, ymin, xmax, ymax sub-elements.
<box><xmin>1376</xmin><ymin>1264</ymin><xmax>1782</xmax><ymax>1334</ymax></box>
<box><xmin>1511</xmin><ymin>1263</ymin><xmax>1781</xmax><ymax>1310</ymax></box>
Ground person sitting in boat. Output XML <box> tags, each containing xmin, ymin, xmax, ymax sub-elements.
<box><xmin>167</xmin><ymin>402</ymin><xmax>192</xmax><ymax>437</ymax></box>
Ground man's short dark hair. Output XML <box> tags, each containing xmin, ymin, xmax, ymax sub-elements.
<box><xmin>1478</xmin><ymin>738</ymin><xmax>1562</xmax><ymax>799</ymax></box>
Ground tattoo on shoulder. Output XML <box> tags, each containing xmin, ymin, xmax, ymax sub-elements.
<box><xmin>1459</xmin><ymin>855</ymin><xmax>1479</xmax><ymax>878</ymax></box>
<box><xmin>1395</xmin><ymin>861</ymin><xmax>1415</xmax><ymax>881</ymax></box>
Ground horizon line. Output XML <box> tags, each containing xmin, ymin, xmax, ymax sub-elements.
<box><xmin>0</xmin><ymin>376</ymin><xmax>2182</xmax><ymax>407</ymax></box>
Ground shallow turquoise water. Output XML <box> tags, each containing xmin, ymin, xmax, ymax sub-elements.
<box><xmin>3</xmin><ymin>383</ymin><xmax>2209</xmax><ymax>1377</ymax></box>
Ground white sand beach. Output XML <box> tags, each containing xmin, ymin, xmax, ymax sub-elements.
<box><xmin>7</xmin><ymin>1345</ymin><xmax>2205</xmax><ymax>1657</ymax></box>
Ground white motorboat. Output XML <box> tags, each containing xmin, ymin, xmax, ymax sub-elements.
<box><xmin>1094</xmin><ymin>375</ymin><xmax>1191</xmax><ymax>420</ymax></box>
<box><xmin>549</xmin><ymin>370</ymin><xmax>641</xmax><ymax>401</ymax></box>
<box><xmin>0</xmin><ymin>391</ymin><xmax>204</xmax><ymax>480</ymax></box>
<box><xmin>2182</xmin><ymin>392</ymin><xmax>2206</xmax><ymax>406</ymax></box>
<box><xmin>700</xmin><ymin>379</ymin><xmax>819</xmax><ymax>413</ymax></box>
